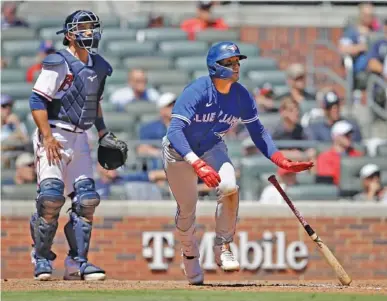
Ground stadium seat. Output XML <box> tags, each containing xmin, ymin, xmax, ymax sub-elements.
<box><xmin>1</xmin><ymin>169</ymin><xmax>15</xmax><ymax>181</ymax></box>
<box><xmin>100</xmin><ymin>29</ymin><xmax>137</xmax><ymax>50</ymax></box>
<box><xmin>109</xmin><ymin>184</ymin><xmax>127</xmax><ymax>200</ymax></box>
<box><xmin>196</xmin><ymin>30</ymin><xmax>239</xmax><ymax>43</ymax></box>
<box><xmin>248</xmin><ymin>70</ymin><xmax>287</xmax><ymax>86</ymax></box>
<box><xmin>1</xmin><ymin>28</ymin><xmax>36</xmax><ymax>41</ymax></box>
<box><xmin>147</xmin><ymin>70</ymin><xmax>190</xmax><ymax>86</ymax></box>
<box><xmin>237</xmin><ymin>42</ymin><xmax>261</xmax><ymax>57</ymax></box>
<box><xmin>13</xmin><ymin>100</ymin><xmax>31</xmax><ymax>121</ymax></box>
<box><xmin>273</xmin><ymin>85</ymin><xmax>290</xmax><ymax>96</ymax></box>
<box><xmin>1</xmin><ymin>69</ymin><xmax>27</xmax><ymax>83</ymax></box>
<box><xmin>192</xmin><ymin>70</ymin><xmax>208</xmax><ymax>79</ymax></box>
<box><xmin>238</xmin><ymin>78</ymin><xmax>256</xmax><ymax>91</ymax></box>
<box><xmin>299</xmin><ymin>100</ymin><xmax>317</xmax><ymax>114</ymax></box>
<box><xmin>158</xmin><ymin>41</ymin><xmax>208</xmax><ymax>58</ymax></box>
<box><xmin>106</xmin><ymin>41</ymin><xmax>156</xmax><ymax>58</ymax></box>
<box><xmin>103</xmin><ymin>112</ymin><xmax>137</xmax><ymax>137</ymax></box>
<box><xmin>239</xmin><ymin>155</ymin><xmax>277</xmax><ymax>200</ymax></box>
<box><xmin>3</xmin><ymin>41</ymin><xmax>40</xmax><ymax>58</ymax></box>
<box><xmin>286</xmin><ymin>184</ymin><xmax>339</xmax><ymax>201</ymax></box>
<box><xmin>240</xmin><ymin>57</ymin><xmax>278</xmax><ymax>75</ymax></box>
<box><xmin>106</xmin><ymin>69</ymin><xmax>128</xmax><ymax>85</ymax></box>
<box><xmin>139</xmin><ymin>113</ymin><xmax>160</xmax><ymax>124</ymax></box>
<box><xmin>1</xmin><ymin>184</ymin><xmax>38</xmax><ymax>201</ymax></box>
<box><xmin>376</xmin><ymin>144</ymin><xmax>387</xmax><ymax>157</ymax></box>
<box><xmin>257</xmin><ymin>113</ymin><xmax>281</xmax><ymax>133</ymax></box>
<box><xmin>16</xmin><ymin>56</ymin><xmax>38</xmax><ymax>68</ymax></box>
<box><xmin>27</xmin><ymin>17</ymin><xmax>62</xmax><ymax>31</ymax></box>
<box><xmin>126</xmin><ymin>15</ymin><xmax>150</xmax><ymax>30</ymax></box>
<box><xmin>122</xmin><ymin>56</ymin><xmax>173</xmax><ymax>70</ymax></box>
<box><xmin>1</xmin><ymin>83</ymin><xmax>34</xmax><ymax>99</ymax></box>
<box><xmin>100</xmin><ymin>101</ymin><xmax>116</xmax><ymax>113</ymax></box>
<box><xmin>175</xmin><ymin>56</ymin><xmax>207</xmax><ymax>72</ymax></box>
<box><xmin>124</xmin><ymin>101</ymin><xmax>158</xmax><ymax>117</ymax></box>
<box><xmin>99</xmin><ymin>17</ymin><xmax>121</xmax><ymax>28</ymax></box>
<box><xmin>136</xmin><ymin>28</ymin><xmax>188</xmax><ymax>42</ymax></box>
<box><xmin>340</xmin><ymin>156</ymin><xmax>387</xmax><ymax>196</ymax></box>
<box><xmin>39</xmin><ymin>27</ymin><xmax>64</xmax><ymax>42</ymax></box>
<box><xmin>159</xmin><ymin>84</ymin><xmax>185</xmax><ymax>95</ymax></box>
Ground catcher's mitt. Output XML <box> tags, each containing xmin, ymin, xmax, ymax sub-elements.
<box><xmin>98</xmin><ymin>132</ymin><xmax>128</xmax><ymax>170</ymax></box>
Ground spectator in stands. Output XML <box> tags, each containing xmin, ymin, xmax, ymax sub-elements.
<box><xmin>1</xmin><ymin>1</ymin><xmax>29</xmax><ymax>29</ymax></box>
<box><xmin>259</xmin><ymin>167</ymin><xmax>297</xmax><ymax>204</ymax></box>
<box><xmin>95</xmin><ymin>163</ymin><xmax>166</xmax><ymax>200</ymax></box>
<box><xmin>304</xmin><ymin>90</ymin><xmax>362</xmax><ymax>142</ymax></box>
<box><xmin>316</xmin><ymin>120</ymin><xmax>363</xmax><ymax>185</ymax></box>
<box><xmin>271</xmin><ymin>97</ymin><xmax>305</xmax><ymax>141</ymax></box>
<box><xmin>180</xmin><ymin>0</ymin><xmax>228</xmax><ymax>40</ymax></box>
<box><xmin>109</xmin><ymin>68</ymin><xmax>160</xmax><ymax>111</ymax></box>
<box><xmin>278</xmin><ymin>63</ymin><xmax>315</xmax><ymax>104</ymax></box>
<box><xmin>366</xmin><ymin>18</ymin><xmax>387</xmax><ymax>80</ymax></box>
<box><xmin>2</xmin><ymin>152</ymin><xmax>36</xmax><ymax>185</ymax></box>
<box><xmin>148</xmin><ymin>12</ymin><xmax>165</xmax><ymax>28</ymax></box>
<box><xmin>137</xmin><ymin>92</ymin><xmax>176</xmax><ymax>157</ymax></box>
<box><xmin>26</xmin><ymin>40</ymin><xmax>56</xmax><ymax>83</ymax></box>
<box><xmin>1</xmin><ymin>94</ymin><xmax>29</xmax><ymax>144</ymax></box>
<box><xmin>339</xmin><ymin>3</ymin><xmax>380</xmax><ymax>78</ymax></box>
<box><xmin>353</xmin><ymin>164</ymin><xmax>387</xmax><ymax>203</ymax></box>
<box><xmin>253</xmin><ymin>82</ymin><xmax>278</xmax><ymax>113</ymax></box>
<box><xmin>1</xmin><ymin>57</ymin><xmax>8</xmax><ymax>69</ymax></box>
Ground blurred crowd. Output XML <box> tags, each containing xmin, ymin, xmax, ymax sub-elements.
<box><xmin>1</xmin><ymin>1</ymin><xmax>386</xmax><ymax>203</ymax></box>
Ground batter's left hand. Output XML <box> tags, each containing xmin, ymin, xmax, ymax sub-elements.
<box><xmin>271</xmin><ymin>151</ymin><xmax>314</xmax><ymax>173</ymax></box>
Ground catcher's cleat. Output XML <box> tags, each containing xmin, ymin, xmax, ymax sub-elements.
<box><xmin>64</xmin><ymin>256</ymin><xmax>106</xmax><ymax>281</ymax></box>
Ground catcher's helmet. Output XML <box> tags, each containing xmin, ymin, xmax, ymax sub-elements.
<box><xmin>56</xmin><ymin>10</ymin><xmax>102</xmax><ymax>55</ymax></box>
<box><xmin>207</xmin><ymin>41</ymin><xmax>247</xmax><ymax>79</ymax></box>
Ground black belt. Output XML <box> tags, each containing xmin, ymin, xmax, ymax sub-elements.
<box><xmin>50</xmin><ymin>124</ymin><xmax>83</xmax><ymax>133</ymax></box>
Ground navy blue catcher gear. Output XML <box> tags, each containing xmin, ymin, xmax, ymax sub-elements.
<box><xmin>57</xmin><ymin>10</ymin><xmax>102</xmax><ymax>55</ymax></box>
<box><xmin>207</xmin><ymin>41</ymin><xmax>247</xmax><ymax>79</ymax></box>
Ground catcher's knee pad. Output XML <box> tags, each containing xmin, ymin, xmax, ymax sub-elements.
<box><xmin>72</xmin><ymin>178</ymin><xmax>100</xmax><ymax>221</ymax></box>
<box><xmin>217</xmin><ymin>180</ymin><xmax>238</xmax><ymax>199</ymax></box>
<box><xmin>36</xmin><ymin>178</ymin><xmax>66</xmax><ymax>222</ymax></box>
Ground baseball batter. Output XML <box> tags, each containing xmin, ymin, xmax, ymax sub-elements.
<box><xmin>29</xmin><ymin>10</ymin><xmax>127</xmax><ymax>281</ymax></box>
<box><xmin>162</xmin><ymin>41</ymin><xmax>314</xmax><ymax>285</ymax></box>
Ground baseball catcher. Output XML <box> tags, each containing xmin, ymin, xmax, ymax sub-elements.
<box><xmin>28</xmin><ymin>10</ymin><xmax>127</xmax><ymax>281</ymax></box>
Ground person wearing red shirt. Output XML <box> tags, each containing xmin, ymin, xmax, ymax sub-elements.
<box><xmin>26</xmin><ymin>40</ymin><xmax>56</xmax><ymax>83</ymax></box>
<box><xmin>317</xmin><ymin>120</ymin><xmax>363</xmax><ymax>185</ymax></box>
<box><xmin>180</xmin><ymin>1</ymin><xmax>228</xmax><ymax>40</ymax></box>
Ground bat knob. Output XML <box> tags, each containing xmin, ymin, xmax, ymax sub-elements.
<box><xmin>268</xmin><ymin>175</ymin><xmax>276</xmax><ymax>183</ymax></box>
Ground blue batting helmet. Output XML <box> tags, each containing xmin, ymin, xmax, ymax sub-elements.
<box><xmin>56</xmin><ymin>10</ymin><xmax>102</xmax><ymax>55</ymax></box>
<box><xmin>207</xmin><ymin>41</ymin><xmax>247</xmax><ymax>79</ymax></box>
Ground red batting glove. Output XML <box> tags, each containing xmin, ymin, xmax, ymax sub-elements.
<box><xmin>192</xmin><ymin>159</ymin><xmax>221</xmax><ymax>188</ymax></box>
<box><xmin>271</xmin><ymin>151</ymin><xmax>314</xmax><ymax>172</ymax></box>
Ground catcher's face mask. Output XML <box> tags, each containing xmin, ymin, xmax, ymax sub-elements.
<box><xmin>57</xmin><ymin>10</ymin><xmax>102</xmax><ymax>55</ymax></box>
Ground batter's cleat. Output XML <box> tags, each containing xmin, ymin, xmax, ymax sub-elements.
<box><xmin>64</xmin><ymin>256</ymin><xmax>106</xmax><ymax>281</ymax></box>
<box><xmin>213</xmin><ymin>243</ymin><xmax>240</xmax><ymax>272</ymax></box>
<box><xmin>182</xmin><ymin>254</ymin><xmax>204</xmax><ymax>285</ymax></box>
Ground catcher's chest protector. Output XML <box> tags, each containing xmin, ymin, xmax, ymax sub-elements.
<box><xmin>52</xmin><ymin>50</ymin><xmax>111</xmax><ymax>130</ymax></box>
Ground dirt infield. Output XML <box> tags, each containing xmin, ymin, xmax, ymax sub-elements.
<box><xmin>2</xmin><ymin>279</ymin><xmax>387</xmax><ymax>295</ymax></box>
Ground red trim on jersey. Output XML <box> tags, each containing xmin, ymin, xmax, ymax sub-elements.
<box><xmin>33</xmin><ymin>89</ymin><xmax>53</xmax><ymax>101</ymax></box>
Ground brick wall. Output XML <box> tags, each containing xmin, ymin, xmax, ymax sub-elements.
<box><xmin>240</xmin><ymin>26</ymin><xmax>346</xmax><ymax>98</ymax></box>
<box><xmin>2</xmin><ymin>215</ymin><xmax>386</xmax><ymax>280</ymax></box>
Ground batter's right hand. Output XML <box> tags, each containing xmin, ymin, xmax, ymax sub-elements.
<box><xmin>43</xmin><ymin>135</ymin><xmax>64</xmax><ymax>166</ymax></box>
<box><xmin>192</xmin><ymin>159</ymin><xmax>221</xmax><ymax>188</ymax></box>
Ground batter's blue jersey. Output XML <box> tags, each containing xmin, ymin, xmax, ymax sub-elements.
<box><xmin>169</xmin><ymin>76</ymin><xmax>259</xmax><ymax>156</ymax></box>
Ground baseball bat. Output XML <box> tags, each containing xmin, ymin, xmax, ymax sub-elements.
<box><xmin>267</xmin><ymin>175</ymin><xmax>352</xmax><ymax>286</ymax></box>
